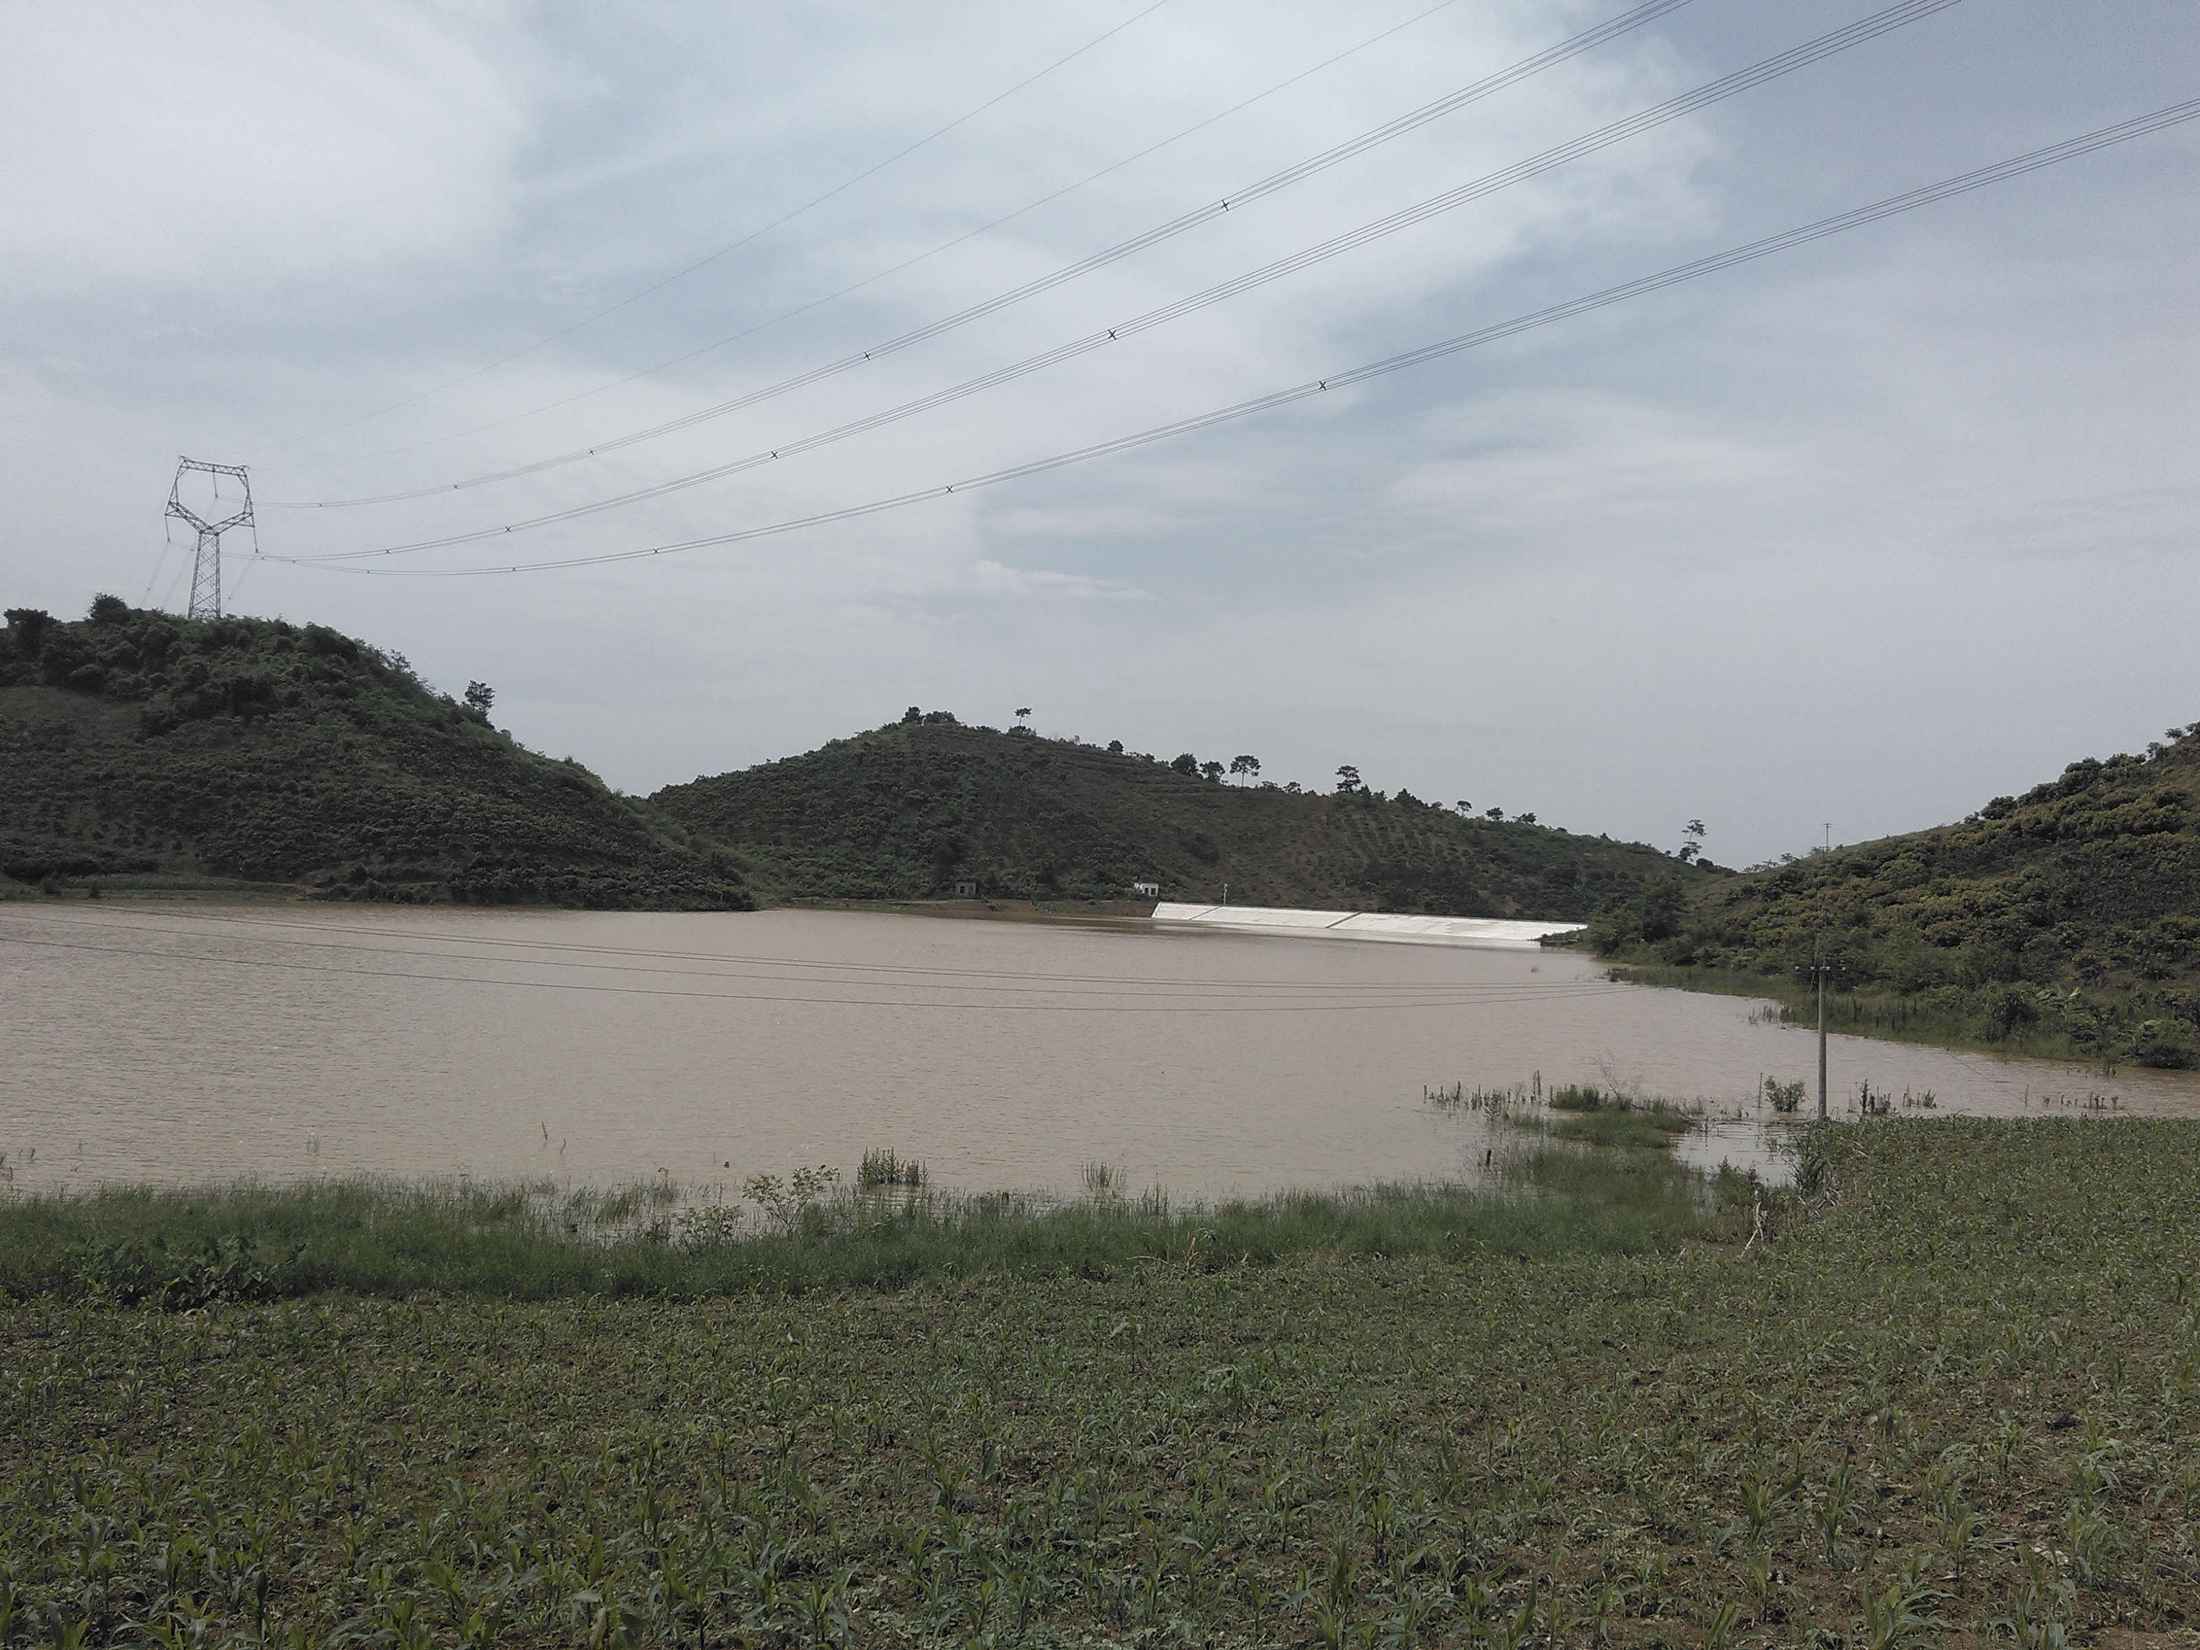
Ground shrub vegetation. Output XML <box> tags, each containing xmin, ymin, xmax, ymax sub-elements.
<box><xmin>0</xmin><ymin>602</ymin><xmax>751</xmax><ymax>908</ymax></box>
<box><xmin>652</xmin><ymin>718</ymin><xmax>1704</xmax><ymax>916</ymax></box>
<box><xmin>1589</xmin><ymin>728</ymin><xmax>2200</xmax><ymax>1065</ymax></box>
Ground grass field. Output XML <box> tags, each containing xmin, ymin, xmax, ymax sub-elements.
<box><xmin>3</xmin><ymin>1120</ymin><xmax>2196</xmax><ymax>1647</ymax></box>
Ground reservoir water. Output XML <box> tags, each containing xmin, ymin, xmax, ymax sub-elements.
<box><xmin>5</xmin><ymin>903</ymin><xmax>2196</xmax><ymax>1201</ymax></box>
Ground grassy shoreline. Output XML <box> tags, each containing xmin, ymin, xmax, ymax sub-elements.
<box><xmin>0</xmin><ymin>1138</ymin><xmax>1741</xmax><ymax>1305</ymax></box>
<box><xmin>3</xmin><ymin>1118</ymin><xmax>2194</xmax><ymax>1646</ymax></box>
<box><xmin>1601</xmin><ymin>958</ymin><xmax>2137</xmax><ymax>1066</ymax></box>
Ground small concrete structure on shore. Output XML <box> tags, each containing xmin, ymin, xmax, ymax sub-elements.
<box><xmin>1150</xmin><ymin>902</ymin><xmax>1584</xmax><ymax>949</ymax></box>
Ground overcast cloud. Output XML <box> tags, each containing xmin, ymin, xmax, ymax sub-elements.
<box><xmin>4</xmin><ymin>0</ymin><xmax>2194</xmax><ymax>868</ymax></box>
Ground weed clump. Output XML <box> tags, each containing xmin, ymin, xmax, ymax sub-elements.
<box><xmin>65</xmin><ymin>1231</ymin><xmax>305</xmax><ymax>1309</ymax></box>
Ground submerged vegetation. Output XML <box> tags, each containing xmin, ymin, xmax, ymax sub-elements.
<box><xmin>1589</xmin><ymin>727</ymin><xmax>2200</xmax><ymax>1066</ymax></box>
<box><xmin>3</xmin><ymin>1120</ymin><xmax>2195</xmax><ymax>1644</ymax></box>
<box><xmin>1422</xmin><ymin>1079</ymin><xmax>1711</xmax><ymax>1149</ymax></box>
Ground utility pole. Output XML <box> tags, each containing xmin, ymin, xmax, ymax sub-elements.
<box><xmin>1816</xmin><ymin>941</ymin><xmax>1829</xmax><ymax>1120</ymax></box>
<box><xmin>165</xmin><ymin>458</ymin><xmax>255</xmax><ymax>620</ymax></box>
<box><xmin>1818</xmin><ymin>823</ymin><xmax>1832</xmax><ymax>1117</ymax></box>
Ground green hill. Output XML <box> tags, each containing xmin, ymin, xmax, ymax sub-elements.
<box><xmin>0</xmin><ymin>601</ymin><xmax>750</xmax><ymax>908</ymax></box>
<box><xmin>1589</xmin><ymin>727</ymin><xmax>2200</xmax><ymax>1066</ymax></box>
<box><xmin>650</xmin><ymin>715</ymin><xmax>1702</xmax><ymax>919</ymax></box>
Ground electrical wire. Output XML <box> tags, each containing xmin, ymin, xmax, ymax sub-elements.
<box><xmin>342</xmin><ymin>0</ymin><xmax>1472</xmax><ymax>464</ymax></box>
<box><xmin>312</xmin><ymin>0</ymin><xmax>1181</xmax><ymax>438</ymax></box>
<box><xmin>0</xmin><ymin>908</ymin><xmax>1609</xmax><ymax>991</ymax></box>
<box><xmin>0</xmin><ymin>933</ymin><xmax>1635</xmax><ymax>1015</ymax></box>
<box><xmin>272</xmin><ymin>0</ymin><xmax>1957</xmax><ymax>549</ymax></box>
<box><xmin>269</xmin><ymin>0</ymin><xmax>1695</xmax><ymax>508</ymax></box>
<box><xmin>140</xmin><ymin>519</ymin><xmax>174</xmax><ymax>607</ymax></box>
<box><xmin>257</xmin><ymin>98</ymin><xmax>2200</xmax><ymax>579</ymax></box>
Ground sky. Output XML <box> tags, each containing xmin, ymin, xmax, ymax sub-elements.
<box><xmin>3</xmin><ymin>0</ymin><xmax>2194</xmax><ymax>868</ymax></box>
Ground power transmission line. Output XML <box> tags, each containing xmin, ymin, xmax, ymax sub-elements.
<box><xmin>0</xmin><ymin>932</ymin><xmax>1633</xmax><ymax>1015</ymax></box>
<box><xmin>257</xmin><ymin>98</ymin><xmax>2200</xmax><ymax>580</ymax></box>
<box><xmin>4</xmin><ymin>909</ymin><xmax>1604</xmax><ymax>991</ymax></box>
<box><xmin>312</xmin><ymin>0</ymin><xmax>1180</xmax><ymax>438</ymax></box>
<box><xmin>270</xmin><ymin>0</ymin><xmax>1695</xmax><ymax>508</ymax></box>
<box><xmin>139</xmin><ymin>517</ymin><xmax>176</xmax><ymax>606</ymax></box>
<box><xmin>274</xmin><ymin>0</ymin><xmax>1956</xmax><ymax>555</ymax></box>
<box><xmin>339</xmin><ymin>0</ymin><xmax>1473</xmax><ymax>464</ymax></box>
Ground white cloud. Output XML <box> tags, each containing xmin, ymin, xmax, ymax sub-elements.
<box><xmin>0</xmin><ymin>1</ymin><xmax>558</xmax><ymax>291</ymax></box>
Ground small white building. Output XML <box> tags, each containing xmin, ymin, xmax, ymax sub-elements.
<box><xmin>1131</xmin><ymin>879</ymin><xmax>1160</xmax><ymax>898</ymax></box>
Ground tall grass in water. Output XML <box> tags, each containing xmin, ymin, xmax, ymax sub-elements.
<box><xmin>1421</xmin><ymin>1081</ymin><xmax>1548</xmax><ymax>1120</ymax></box>
<box><xmin>1535</xmin><ymin>1084</ymin><xmax>1706</xmax><ymax>1148</ymax></box>
<box><xmin>0</xmin><ymin>1146</ymin><xmax>1745</xmax><ymax>1304</ymax></box>
<box><xmin>857</xmin><ymin>1147</ymin><xmax>926</xmax><ymax>1188</ymax></box>
<box><xmin>1080</xmin><ymin>1159</ymin><xmax>1125</xmax><ymax>1197</ymax></box>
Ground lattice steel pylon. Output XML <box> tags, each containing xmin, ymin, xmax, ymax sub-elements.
<box><xmin>165</xmin><ymin>457</ymin><xmax>255</xmax><ymax>619</ymax></box>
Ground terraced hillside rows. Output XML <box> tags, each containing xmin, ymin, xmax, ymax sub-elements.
<box><xmin>0</xmin><ymin>602</ymin><xmax>750</xmax><ymax>908</ymax></box>
<box><xmin>652</xmin><ymin>719</ymin><xmax>1702</xmax><ymax>917</ymax></box>
<box><xmin>1592</xmin><ymin>725</ymin><xmax>2200</xmax><ymax>1065</ymax></box>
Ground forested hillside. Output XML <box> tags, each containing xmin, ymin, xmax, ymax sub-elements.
<box><xmin>651</xmin><ymin>715</ymin><xmax>1701</xmax><ymax>919</ymax></box>
<box><xmin>0</xmin><ymin>601</ymin><xmax>750</xmax><ymax>908</ymax></box>
<box><xmin>1591</xmin><ymin>727</ymin><xmax>2200</xmax><ymax>1065</ymax></box>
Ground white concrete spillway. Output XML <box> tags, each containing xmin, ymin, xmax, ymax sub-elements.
<box><xmin>1150</xmin><ymin>902</ymin><xmax>1585</xmax><ymax>949</ymax></box>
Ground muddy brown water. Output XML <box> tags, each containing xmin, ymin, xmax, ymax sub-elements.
<box><xmin>4</xmin><ymin>904</ymin><xmax>2196</xmax><ymax>1201</ymax></box>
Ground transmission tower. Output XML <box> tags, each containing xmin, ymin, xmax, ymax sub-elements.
<box><xmin>164</xmin><ymin>457</ymin><xmax>255</xmax><ymax>619</ymax></box>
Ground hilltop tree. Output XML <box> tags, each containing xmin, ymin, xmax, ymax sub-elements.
<box><xmin>1516</xmin><ymin>811</ymin><xmax>1538</xmax><ymax>826</ymax></box>
<box><xmin>3</xmin><ymin>608</ymin><xmax>53</xmax><ymax>656</ymax></box>
<box><xmin>902</xmin><ymin>706</ymin><xmax>922</xmax><ymax>724</ymax></box>
<box><xmin>1014</xmin><ymin>706</ymin><xmax>1032</xmax><ymax>727</ymax></box>
<box><xmin>1106</xmin><ymin>739</ymin><xmax>1123</xmax><ymax>754</ymax></box>
<box><xmin>463</xmin><ymin>681</ymin><xmax>496</xmax><ymax>714</ymax></box>
<box><xmin>1485</xmin><ymin>806</ymin><xmax>1503</xmax><ymax>822</ymax></box>
<box><xmin>1335</xmin><ymin>765</ymin><xmax>1360</xmax><ymax>793</ymax></box>
<box><xmin>1199</xmin><ymin>760</ymin><xmax>1225</xmax><ymax>784</ymax></box>
<box><xmin>1229</xmin><ymin>754</ymin><xmax>1261</xmax><ymax>785</ymax></box>
<box><xmin>1171</xmin><ymin>753</ymin><xmax>1199</xmax><ymax>776</ymax></box>
<box><xmin>1455</xmin><ymin>800</ymin><xmax>1471</xmax><ymax>815</ymax></box>
<box><xmin>88</xmin><ymin>593</ymin><xmax>129</xmax><ymax>625</ymax></box>
<box><xmin>1677</xmin><ymin>817</ymin><xmax>1708</xmax><ymax>864</ymax></box>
